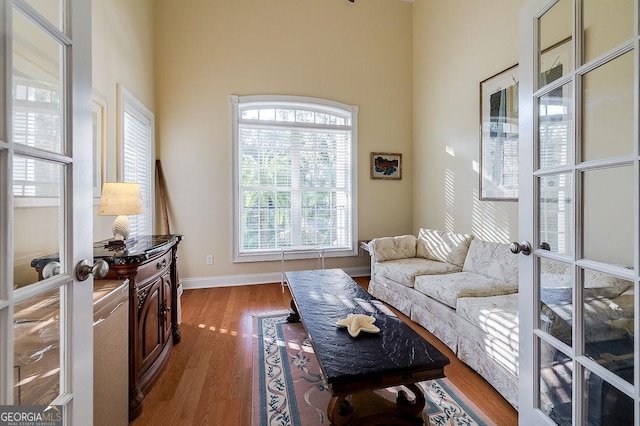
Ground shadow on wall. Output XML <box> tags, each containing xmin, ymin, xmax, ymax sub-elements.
<box><xmin>442</xmin><ymin>165</ymin><xmax>512</xmax><ymax>243</ymax></box>
<box><xmin>471</xmin><ymin>188</ymin><xmax>512</xmax><ymax>243</ymax></box>
<box><xmin>444</xmin><ymin>169</ymin><xmax>455</xmax><ymax>232</ymax></box>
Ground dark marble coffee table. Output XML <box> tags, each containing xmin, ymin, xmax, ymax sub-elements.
<box><xmin>284</xmin><ymin>269</ymin><xmax>450</xmax><ymax>425</ymax></box>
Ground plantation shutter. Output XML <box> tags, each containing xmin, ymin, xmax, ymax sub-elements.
<box><xmin>121</xmin><ymin>89</ymin><xmax>154</xmax><ymax>238</ymax></box>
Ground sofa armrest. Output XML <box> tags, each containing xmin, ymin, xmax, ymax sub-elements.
<box><xmin>369</xmin><ymin>235</ymin><xmax>417</xmax><ymax>263</ymax></box>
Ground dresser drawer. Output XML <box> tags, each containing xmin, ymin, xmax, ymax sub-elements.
<box><xmin>135</xmin><ymin>250</ymin><xmax>172</xmax><ymax>287</ymax></box>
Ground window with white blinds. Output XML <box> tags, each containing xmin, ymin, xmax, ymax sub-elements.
<box><xmin>231</xmin><ymin>95</ymin><xmax>358</xmax><ymax>261</ymax></box>
<box><xmin>119</xmin><ymin>86</ymin><xmax>154</xmax><ymax>238</ymax></box>
<box><xmin>12</xmin><ymin>80</ymin><xmax>62</xmax><ymax>198</ymax></box>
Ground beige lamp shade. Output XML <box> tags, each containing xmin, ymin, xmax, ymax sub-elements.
<box><xmin>99</xmin><ymin>182</ymin><xmax>144</xmax><ymax>241</ymax></box>
<box><xmin>98</xmin><ymin>182</ymin><xmax>144</xmax><ymax>216</ymax></box>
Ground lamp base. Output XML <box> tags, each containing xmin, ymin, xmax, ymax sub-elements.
<box><xmin>105</xmin><ymin>238</ymin><xmax>138</xmax><ymax>249</ymax></box>
<box><xmin>112</xmin><ymin>214</ymin><xmax>132</xmax><ymax>240</ymax></box>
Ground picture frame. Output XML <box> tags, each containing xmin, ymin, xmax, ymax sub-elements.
<box><xmin>479</xmin><ymin>64</ymin><xmax>519</xmax><ymax>201</ymax></box>
<box><xmin>92</xmin><ymin>94</ymin><xmax>107</xmax><ymax>198</ymax></box>
<box><xmin>370</xmin><ymin>152</ymin><xmax>402</xmax><ymax>180</ymax></box>
<box><xmin>540</xmin><ymin>37</ymin><xmax>571</xmax><ymax>90</ymax></box>
<box><xmin>478</xmin><ymin>38</ymin><xmax>570</xmax><ymax>201</ymax></box>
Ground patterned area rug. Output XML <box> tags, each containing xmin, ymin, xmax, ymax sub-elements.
<box><xmin>252</xmin><ymin>311</ymin><xmax>496</xmax><ymax>426</ymax></box>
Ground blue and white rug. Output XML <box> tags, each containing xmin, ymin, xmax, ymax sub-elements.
<box><xmin>252</xmin><ymin>312</ymin><xmax>497</xmax><ymax>426</ymax></box>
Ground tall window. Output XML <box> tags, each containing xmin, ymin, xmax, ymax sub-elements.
<box><xmin>119</xmin><ymin>85</ymin><xmax>154</xmax><ymax>237</ymax></box>
<box><xmin>231</xmin><ymin>95</ymin><xmax>358</xmax><ymax>261</ymax></box>
<box><xmin>12</xmin><ymin>79</ymin><xmax>62</xmax><ymax>198</ymax></box>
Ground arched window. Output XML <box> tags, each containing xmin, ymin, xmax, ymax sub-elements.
<box><xmin>231</xmin><ymin>95</ymin><xmax>358</xmax><ymax>261</ymax></box>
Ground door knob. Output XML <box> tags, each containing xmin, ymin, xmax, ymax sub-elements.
<box><xmin>76</xmin><ymin>259</ymin><xmax>109</xmax><ymax>281</ymax></box>
<box><xmin>510</xmin><ymin>241</ymin><xmax>532</xmax><ymax>256</ymax></box>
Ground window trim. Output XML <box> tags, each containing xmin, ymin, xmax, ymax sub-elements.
<box><xmin>230</xmin><ymin>94</ymin><xmax>359</xmax><ymax>263</ymax></box>
<box><xmin>117</xmin><ymin>84</ymin><xmax>155</xmax><ymax>237</ymax></box>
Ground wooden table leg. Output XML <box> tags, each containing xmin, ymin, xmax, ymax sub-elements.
<box><xmin>327</xmin><ymin>395</ymin><xmax>354</xmax><ymax>426</ymax></box>
<box><xmin>396</xmin><ymin>384</ymin><xmax>426</xmax><ymax>417</ymax></box>
<box><xmin>286</xmin><ymin>299</ymin><xmax>300</xmax><ymax>323</ymax></box>
<box><xmin>326</xmin><ymin>385</ymin><xmax>426</xmax><ymax>425</ymax></box>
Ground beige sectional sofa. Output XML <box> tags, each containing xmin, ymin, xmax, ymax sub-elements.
<box><xmin>367</xmin><ymin>229</ymin><xmax>634</xmax><ymax>409</ymax></box>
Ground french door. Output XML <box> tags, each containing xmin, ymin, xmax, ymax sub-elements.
<box><xmin>0</xmin><ymin>0</ymin><xmax>94</xmax><ymax>423</ymax></box>
<box><xmin>519</xmin><ymin>0</ymin><xmax>638</xmax><ymax>424</ymax></box>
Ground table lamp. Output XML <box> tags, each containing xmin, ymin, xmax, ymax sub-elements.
<box><xmin>98</xmin><ymin>182</ymin><xmax>144</xmax><ymax>247</ymax></box>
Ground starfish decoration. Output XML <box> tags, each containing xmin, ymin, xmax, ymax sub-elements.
<box><xmin>336</xmin><ymin>314</ymin><xmax>380</xmax><ymax>337</ymax></box>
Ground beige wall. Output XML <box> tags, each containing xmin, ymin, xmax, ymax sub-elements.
<box><xmin>92</xmin><ymin>0</ymin><xmax>156</xmax><ymax>240</ymax></box>
<box><xmin>412</xmin><ymin>0</ymin><xmax>524</xmax><ymax>242</ymax></box>
<box><xmin>155</xmin><ymin>0</ymin><xmax>414</xmax><ymax>280</ymax></box>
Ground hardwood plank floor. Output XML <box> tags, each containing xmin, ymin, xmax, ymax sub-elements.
<box><xmin>131</xmin><ymin>278</ymin><xmax>518</xmax><ymax>425</ymax></box>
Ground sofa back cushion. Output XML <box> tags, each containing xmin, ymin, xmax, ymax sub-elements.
<box><xmin>416</xmin><ymin>228</ymin><xmax>473</xmax><ymax>267</ymax></box>
<box><xmin>370</xmin><ymin>235</ymin><xmax>416</xmax><ymax>262</ymax></box>
<box><xmin>462</xmin><ymin>239</ymin><xmax>519</xmax><ymax>284</ymax></box>
<box><xmin>541</xmin><ymin>260</ymin><xmax>632</xmax><ymax>298</ymax></box>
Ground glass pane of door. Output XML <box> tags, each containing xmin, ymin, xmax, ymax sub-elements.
<box><xmin>540</xmin><ymin>338</ymin><xmax>573</xmax><ymax>424</ymax></box>
<box><xmin>13</xmin><ymin>157</ymin><xmax>65</xmax><ymax>288</ymax></box>
<box><xmin>22</xmin><ymin>0</ymin><xmax>65</xmax><ymax>31</ymax></box>
<box><xmin>583</xmin><ymin>166</ymin><xmax>634</xmax><ymax>265</ymax></box>
<box><xmin>583</xmin><ymin>369</ymin><xmax>633</xmax><ymax>425</ymax></box>
<box><xmin>582</xmin><ymin>0</ymin><xmax>634</xmax><ymax>64</ymax></box>
<box><xmin>538</xmin><ymin>173</ymin><xmax>574</xmax><ymax>256</ymax></box>
<box><xmin>539</xmin><ymin>0</ymin><xmax>572</xmax><ymax>87</ymax></box>
<box><xmin>582</xmin><ymin>53</ymin><xmax>634</xmax><ymax>162</ymax></box>
<box><xmin>582</xmin><ymin>267</ymin><xmax>634</xmax><ymax>384</ymax></box>
<box><xmin>540</xmin><ymin>258</ymin><xmax>573</xmax><ymax>346</ymax></box>
<box><xmin>13</xmin><ymin>9</ymin><xmax>64</xmax><ymax>155</ymax></box>
<box><xmin>538</xmin><ymin>82</ymin><xmax>574</xmax><ymax>169</ymax></box>
<box><xmin>13</xmin><ymin>287</ymin><xmax>62</xmax><ymax>405</ymax></box>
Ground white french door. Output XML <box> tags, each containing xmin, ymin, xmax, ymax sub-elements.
<box><xmin>0</xmin><ymin>0</ymin><xmax>94</xmax><ymax>423</ymax></box>
<box><xmin>519</xmin><ymin>0</ymin><xmax>638</xmax><ymax>424</ymax></box>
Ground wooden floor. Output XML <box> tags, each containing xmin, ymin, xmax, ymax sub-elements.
<box><xmin>131</xmin><ymin>278</ymin><xmax>518</xmax><ymax>425</ymax></box>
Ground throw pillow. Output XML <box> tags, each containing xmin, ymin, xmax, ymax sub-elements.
<box><xmin>370</xmin><ymin>235</ymin><xmax>417</xmax><ymax>262</ymax></box>
<box><xmin>416</xmin><ymin>228</ymin><xmax>473</xmax><ymax>267</ymax></box>
<box><xmin>584</xmin><ymin>269</ymin><xmax>632</xmax><ymax>298</ymax></box>
<box><xmin>462</xmin><ymin>239</ymin><xmax>519</xmax><ymax>284</ymax></box>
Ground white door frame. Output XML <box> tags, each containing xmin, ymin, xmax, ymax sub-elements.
<box><xmin>68</xmin><ymin>0</ymin><xmax>95</xmax><ymax>420</ymax></box>
<box><xmin>517</xmin><ymin>0</ymin><xmax>538</xmax><ymax>421</ymax></box>
<box><xmin>0</xmin><ymin>0</ymin><xmax>94</xmax><ymax>422</ymax></box>
<box><xmin>519</xmin><ymin>0</ymin><xmax>640</xmax><ymax>424</ymax></box>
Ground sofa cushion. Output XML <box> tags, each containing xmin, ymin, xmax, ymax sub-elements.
<box><xmin>540</xmin><ymin>286</ymin><xmax>635</xmax><ymax>344</ymax></box>
<box><xmin>585</xmin><ymin>270</ymin><xmax>632</xmax><ymax>297</ymax></box>
<box><xmin>416</xmin><ymin>228</ymin><xmax>473</xmax><ymax>267</ymax></box>
<box><xmin>376</xmin><ymin>258</ymin><xmax>461</xmax><ymax>288</ymax></box>
<box><xmin>370</xmin><ymin>235</ymin><xmax>416</xmax><ymax>262</ymax></box>
<box><xmin>456</xmin><ymin>293</ymin><xmax>519</xmax><ymax>351</ymax></box>
<box><xmin>541</xmin><ymin>260</ymin><xmax>632</xmax><ymax>299</ymax></box>
<box><xmin>462</xmin><ymin>239</ymin><xmax>518</xmax><ymax>284</ymax></box>
<box><xmin>414</xmin><ymin>272</ymin><xmax>518</xmax><ymax>309</ymax></box>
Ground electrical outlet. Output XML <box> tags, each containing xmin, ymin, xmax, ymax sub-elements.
<box><xmin>206</xmin><ymin>255</ymin><xmax>214</xmax><ymax>265</ymax></box>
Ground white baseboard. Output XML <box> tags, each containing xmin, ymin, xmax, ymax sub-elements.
<box><xmin>181</xmin><ymin>266</ymin><xmax>371</xmax><ymax>290</ymax></box>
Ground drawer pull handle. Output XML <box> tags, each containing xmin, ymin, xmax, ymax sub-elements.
<box><xmin>160</xmin><ymin>304</ymin><xmax>171</xmax><ymax>318</ymax></box>
<box><xmin>157</xmin><ymin>259</ymin><xmax>167</xmax><ymax>270</ymax></box>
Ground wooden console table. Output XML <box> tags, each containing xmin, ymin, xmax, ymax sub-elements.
<box><xmin>94</xmin><ymin>234</ymin><xmax>183</xmax><ymax>421</ymax></box>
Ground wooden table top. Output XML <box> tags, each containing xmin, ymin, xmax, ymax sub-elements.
<box><xmin>285</xmin><ymin>269</ymin><xmax>450</xmax><ymax>395</ymax></box>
